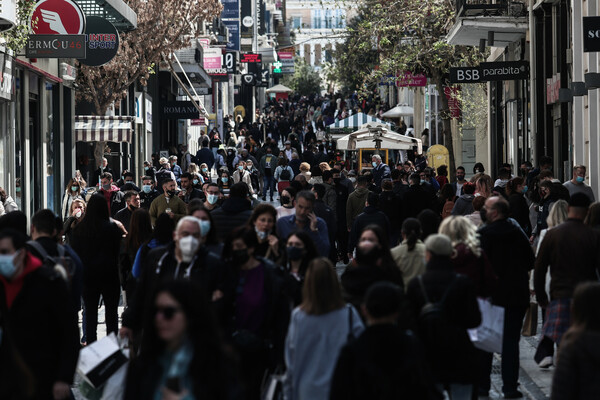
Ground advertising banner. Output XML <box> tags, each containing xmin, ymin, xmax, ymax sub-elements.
<box><xmin>78</xmin><ymin>16</ymin><xmax>119</xmax><ymax>66</ymax></box>
<box><xmin>203</xmin><ymin>47</ymin><xmax>223</xmax><ymax>69</ymax></box>
<box><xmin>223</xmin><ymin>19</ymin><xmax>240</xmax><ymax>51</ymax></box>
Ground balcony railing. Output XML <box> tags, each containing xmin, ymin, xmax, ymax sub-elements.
<box><xmin>456</xmin><ymin>0</ymin><xmax>527</xmax><ymax>18</ymax></box>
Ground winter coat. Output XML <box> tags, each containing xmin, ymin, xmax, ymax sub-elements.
<box><xmin>403</xmin><ymin>185</ymin><xmax>434</xmax><ymax>220</ymax></box>
<box><xmin>210</xmin><ymin>197</ymin><xmax>253</xmax><ymax>241</ymax></box>
<box><xmin>508</xmin><ymin>193</ymin><xmax>531</xmax><ymax>236</ymax></box>
<box><xmin>451</xmin><ymin>194</ymin><xmax>475</xmax><ymax>216</ymax></box>
<box><xmin>348</xmin><ymin>206</ymin><xmax>391</xmax><ymax>253</ymax></box>
<box><xmin>346</xmin><ymin>187</ymin><xmax>369</xmax><ymax>231</ymax></box>
<box><xmin>450</xmin><ymin>243</ymin><xmax>498</xmax><ymax>298</ymax></box>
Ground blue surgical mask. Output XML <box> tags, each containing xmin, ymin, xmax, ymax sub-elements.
<box><xmin>71</xmin><ymin>186</ymin><xmax>79</xmax><ymax>192</ymax></box>
<box><xmin>142</xmin><ymin>185</ymin><xmax>152</xmax><ymax>194</ymax></box>
<box><xmin>238</xmin><ymin>166</ymin><xmax>244</xmax><ymax>171</ymax></box>
<box><xmin>221</xmin><ymin>177</ymin><xmax>228</xmax><ymax>184</ymax></box>
<box><xmin>255</xmin><ymin>227</ymin><xmax>269</xmax><ymax>240</ymax></box>
<box><xmin>372</xmin><ymin>161</ymin><xmax>377</xmax><ymax>168</ymax></box>
<box><xmin>522</xmin><ymin>185</ymin><xmax>528</xmax><ymax>194</ymax></box>
<box><xmin>202</xmin><ymin>168</ymin><xmax>208</xmax><ymax>173</ymax></box>
<box><xmin>144</xmin><ymin>166</ymin><xmax>149</xmax><ymax>171</ymax></box>
<box><xmin>193</xmin><ymin>179</ymin><xmax>199</xmax><ymax>185</ymax></box>
<box><xmin>420</xmin><ymin>179</ymin><xmax>426</xmax><ymax>184</ymax></box>
<box><xmin>207</xmin><ymin>194</ymin><xmax>219</xmax><ymax>205</ymax></box>
<box><xmin>576</xmin><ymin>176</ymin><xmax>585</xmax><ymax>183</ymax></box>
<box><xmin>0</xmin><ymin>253</ymin><xmax>17</xmax><ymax>278</ymax></box>
<box><xmin>200</xmin><ymin>220</ymin><xmax>211</xmax><ymax>237</ymax></box>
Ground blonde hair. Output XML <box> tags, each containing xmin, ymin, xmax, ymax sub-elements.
<box><xmin>319</xmin><ymin>162</ymin><xmax>331</xmax><ymax>172</ymax></box>
<box><xmin>300</xmin><ymin>162</ymin><xmax>311</xmax><ymax>172</ymax></box>
<box><xmin>547</xmin><ymin>199</ymin><xmax>568</xmax><ymax>228</ymax></box>
<box><xmin>438</xmin><ymin>216</ymin><xmax>481</xmax><ymax>257</ymax></box>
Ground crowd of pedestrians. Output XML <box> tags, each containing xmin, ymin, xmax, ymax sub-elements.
<box><xmin>1</xmin><ymin>95</ymin><xmax>600</xmax><ymax>400</ymax></box>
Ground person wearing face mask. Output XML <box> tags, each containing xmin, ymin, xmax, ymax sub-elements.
<box><xmin>178</xmin><ymin>172</ymin><xmax>205</xmax><ymax>204</ymax></box>
<box><xmin>149</xmin><ymin>179</ymin><xmax>187</xmax><ymax>226</ymax></box>
<box><xmin>245</xmin><ymin>161</ymin><xmax>261</xmax><ymax>194</ymax></box>
<box><xmin>371</xmin><ymin>154</ymin><xmax>391</xmax><ymax>188</ymax></box>
<box><xmin>403</xmin><ymin>173</ymin><xmax>435</xmax><ymax>220</ymax></box>
<box><xmin>476</xmin><ymin>196</ymin><xmax>535</xmax><ymax>398</ymax></box>
<box><xmin>120</xmin><ymin>216</ymin><xmax>223</xmax><ymax>343</ymax></box>
<box><xmin>203</xmin><ymin>183</ymin><xmax>221</xmax><ymax>212</ymax></box>
<box><xmin>198</xmin><ymin>162</ymin><xmax>212</xmax><ymax>184</ymax></box>
<box><xmin>169</xmin><ymin>155</ymin><xmax>183</xmax><ymax>185</ymax></box>
<box><xmin>64</xmin><ymin>199</ymin><xmax>86</xmax><ymax>244</ymax></box>
<box><xmin>232</xmin><ymin>160</ymin><xmax>255</xmax><ymax>195</ymax></box>
<box><xmin>98</xmin><ymin>172</ymin><xmax>126</xmax><ymax>217</ymax></box>
<box><xmin>451</xmin><ymin>166</ymin><xmax>467</xmax><ymax>197</ymax></box>
<box><xmin>0</xmin><ymin>228</ymin><xmax>80</xmax><ymax>400</ymax></box>
<box><xmin>282</xmin><ymin>231</ymin><xmax>319</xmax><ymax>306</ymax></box>
<box><xmin>564</xmin><ymin>164</ymin><xmax>595</xmax><ymax>202</ymax></box>
<box><xmin>341</xmin><ymin>225</ymin><xmax>403</xmax><ymax>313</ymax></box>
<box><xmin>221</xmin><ymin>226</ymin><xmax>291</xmax><ymax>399</ymax></box>
<box><xmin>114</xmin><ymin>191</ymin><xmax>141</xmax><ymax>232</ymax></box>
<box><xmin>276</xmin><ymin>187</ymin><xmax>297</xmax><ymax>219</ymax></box>
<box><xmin>188</xmin><ymin>200</ymin><xmax>222</xmax><ymax>257</ymax></box>
<box><xmin>142</xmin><ymin>160</ymin><xmax>156</xmax><ymax>182</ymax></box>
<box><xmin>218</xmin><ymin>170</ymin><xmax>232</xmax><ymax>198</ymax></box>
<box><xmin>60</xmin><ymin>178</ymin><xmax>84</xmax><ymax>221</ymax></box>
<box><xmin>211</xmin><ymin>183</ymin><xmax>253</xmax><ymax>241</ymax></box>
<box><xmin>248</xmin><ymin>204</ymin><xmax>282</xmax><ymax>262</ymax></box>
<box><xmin>259</xmin><ymin>147</ymin><xmax>279</xmax><ymax>202</ymax></box>
<box><xmin>139</xmin><ymin>175</ymin><xmax>159</xmax><ymax>210</ymax></box>
<box><xmin>348</xmin><ymin>193</ymin><xmax>391</xmax><ymax>265</ymax></box>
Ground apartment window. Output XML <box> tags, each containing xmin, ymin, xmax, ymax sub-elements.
<box><xmin>335</xmin><ymin>10</ymin><xmax>344</xmax><ymax>28</ymax></box>
<box><xmin>324</xmin><ymin>10</ymin><xmax>332</xmax><ymax>29</ymax></box>
<box><xmin>313</xmin><ymin>9</ymin><xmax>322</xmax><ymax>29</ymax></box>
<box><xmin>293</xmin><ymin>17</ymin><xmax>302</xmax><ymax>29</ymax></box>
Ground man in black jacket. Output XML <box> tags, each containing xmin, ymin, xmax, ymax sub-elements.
<box><xmin>179</xmin><ymin>172</ymin><xmax>205</xmax><ymax>204</ymax></box>
<box><xmin>312</xmin><ymin>184</ymin><xmax>337</xmax><ymax>263</ymax></box>
<box><xmin>210</xmin><ymin>183</ymin><xmax>253</xmax><ymax>240</ymax></box>
<box><xmin>139</xmin><ymin>175</ymin><xmax>160</xmax><ymax>210</ymax></box>
<box><xmin>348</xmin><ymin>192</ymin><xmax>391</xmax><ymax>257</ymax></box>
<box><xmin>0</xmin><ymin>229</ymin><xmax>79</xmax><ymax>400</ymax></box>
<box><xmin>120</xmin><ymin>216</ymin><xmax>222</xmax><ymax>338</ymax></box>
<box><xmin>477</xmin><ymin>196</ymin><xmax>535</xmax><ymax>398</ymax></box>
<box><xmin>114</xmin><ymin>191</ymin><xmax>140</xmax><ymax>232</ymax></box>
<box><xmin>403</xmin><ymin>173</ymin><xmax>434</xmax><ymax>220</ymax></box>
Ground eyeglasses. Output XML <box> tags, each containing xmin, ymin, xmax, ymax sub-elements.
<box><xmin>154</xmin><ymin>306</ymin><xmax>181</xmax><ymax>320</ymax></box>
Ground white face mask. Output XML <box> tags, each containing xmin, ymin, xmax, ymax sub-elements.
<box><xmin>178</xmin><ymin>235</ymin><xmax>200</xmax><ymax>262</ymax></box>
<box><xmin>74</xmin><ymin>209</ymin><xmax>83</xmax><ymax>219</ymax></box>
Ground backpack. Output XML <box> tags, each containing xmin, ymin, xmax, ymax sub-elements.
<box><xmin>416</xmin><ymin>275</ymin><xmax>465</xmax><ymax>356</ymax></box>
<box><xmin>279</xmin><ymin>167</ymin><xmax>291</xmax><ymax>181</ymax></box>
<box><xmin>27</xmin><ymin>240</ymin><xmax>75</xmax><ymax>285</ymax></box>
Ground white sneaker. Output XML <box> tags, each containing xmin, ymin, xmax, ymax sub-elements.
<box><xmin>538</xmin><ymin>356</ymin><xmax>553</xmax><ymax>368</ymax></box>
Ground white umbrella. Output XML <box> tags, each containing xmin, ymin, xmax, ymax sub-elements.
<box><xmin>266</xmin><ymin>84</ymin><xmax>293</xmax><ymax>94</ymax></box>
<box><xmin>381</xmin><ymin>105</ymin><xmax>414</xmax><ymax>118</ymax></box>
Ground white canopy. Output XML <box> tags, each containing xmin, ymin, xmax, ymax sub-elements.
<box><xmin>381</xmin><ymin>105</ymin><xmax>414</xmax><ymax>118</ymax></box>
<box><xmin>328</xmin><ymin>112</ymin><xmax>391</xmax><ymax>130</ymax></box>
<box><xmin>266</xmin><ymin>84</ymin><xmax>293</xmax><ymax>93</ymax></box>
<box><xmin>337</xmin><ymin>124</ymin><xmax>422</xmax><ymax>153</ymax></box>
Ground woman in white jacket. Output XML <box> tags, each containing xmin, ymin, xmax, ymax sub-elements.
<box><xmin>61</xmin><ymin>178</ymin><xmax>85</xmax><ymax>220</ymax></box>
<box><xmin>0</xmin><ymin>187</ymin><xmax>19</xmax><ymax>216</ymax></box>
<box><xmin>232</xmin><ymin>160</ymin><xmax>255</xmax><ymax>195</ymax></box>
<box><xmin>284</xmin><ymin>258</ymin><xmax>364</xmax><ymax>400</ymax></box>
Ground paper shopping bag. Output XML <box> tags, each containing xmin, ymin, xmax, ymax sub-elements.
<box><xmin>522</xmin><ymin>300</ymin><xmax>538</xmax><ymax>337</ymax></box>
<box><xmin>468</xmin><ymin>298</ymin><xmax>505</xmax><ymax>354</ymax></box>
<box><xmin>77</xmin><ymin>333</ymin><xmax>128</xmax><ymax>388</ymax></box>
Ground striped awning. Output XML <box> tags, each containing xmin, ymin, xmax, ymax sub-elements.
<box><xmin>328</xmin><ymin>112</ymin><xmax>391</xmax><ymax>130</ymax></box>
<box><xmin>75</xmin><ymin>116</ymin><xmax>134</xmax><ymax>143</ymax></box>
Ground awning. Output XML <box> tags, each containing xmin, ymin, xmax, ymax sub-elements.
<box><xmin>328</xmin><ymin>112</ymin><xmax>391</xmax><ymax>130</ymax></box>
<box><xmin>337</xmin><ymin>124</ymin><xmax>422</xmax><ymax>153</ymax></box>
<box><xmin>75</xmin><ymin>116</ymin><xmax>134</xmax><ymax>142</ymax></box>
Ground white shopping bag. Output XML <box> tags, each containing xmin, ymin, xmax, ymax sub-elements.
<box><xmin>468</xmin><ymin>298</ymin><xmax>505</xmax><ymax>354</ymax></box>
<box><xmin>77</xmin><ymin>333</ymin><xmax>128</xmax><ymax>388</ymax></box>
<box><xmin>100</xmin><ymin>358</ymin><xmax>128</xmax><ymax>400</ymax></box>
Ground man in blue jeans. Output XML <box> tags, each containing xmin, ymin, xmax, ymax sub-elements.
<box><xmin>259</xmin><ymin>147</ymin><xmax>278</xmax><ymax>201</ymax></box>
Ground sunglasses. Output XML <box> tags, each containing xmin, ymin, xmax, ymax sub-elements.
<box><xmin>155</xmin><ymin>306</ymin><xmax>181</xmax><ymax>320</ymax></box>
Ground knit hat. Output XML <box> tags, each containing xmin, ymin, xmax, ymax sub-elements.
<box><xmin>424</xmin><ymin>234</ymin><xmax>454</xmax><ymax>257</ymax></box>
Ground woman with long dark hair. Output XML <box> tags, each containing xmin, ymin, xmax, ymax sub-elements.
<box><xmin>121</xmin><ymin>209</ymin><xmax>153</xmax><ymax>300</ymax></box>
<box><xmin>221</xmin><ymin>226</ymin><xmax>290</xmax><ymax>398</ymax></box>
<box><xmin>248</xmin><ymin>204</ymin><xmax>282</xmax><ymax>262</ymax></box>
<box><xmin>125</xmin><ymin>280</ymin><xmax>241</xmax><ymax>399</ymax></box>
<box><xmin>283</xmin><ymin>231</ymin><xmax>319</xmax><ymax>306</ymax></box>
<box><xmin>506</xmin><ymin>176</ymin><xmax>532</xmax><ymax>236</ymax></box>
<box><xmin>131</xmin><ymin>212</ymin><xmax>175</xmax><ymax>279</ymax></box>
<box><xmin>284</xmin><ymin>258</ymin><xmax>364</xmax><ymax>400</ymax></box>
<box><xmin>71</xmin><ymin>194</ymin><xmax>123</xmax><ymax>343</ymax></box>
<box><xmin>391</xmin><ymin>218</ymin><xmax>426</xmax><ymax>287</ymax></box>
<box><xmin>341</xmin><ymin>225</ymin><xmax>404</xmax><ymax>311</ymax></box>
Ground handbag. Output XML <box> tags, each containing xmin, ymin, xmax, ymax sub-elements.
<box><xmin>522</xmin><ymin>298</ymin><xmax>538</xmax><ymax>337</ymax></box>
<box><xmin>468</xmin><ymin>298</ymin><xmax>505</xmax><ymax>354</ymax></box>
<box><xmin>260</xmin><ymin>367</ymin><xmax>285</xmax><ymax>400</ymax></box>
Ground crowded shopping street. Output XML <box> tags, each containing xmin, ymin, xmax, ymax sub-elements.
<box><xmin>2</xmin><ymin>0</ymin><xmax>600</xmax><ymax>399</ymax></box>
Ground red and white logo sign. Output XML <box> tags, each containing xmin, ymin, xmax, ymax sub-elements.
<box><xmin>30</xmin><ymin>0</ymin><xmax>85</xmax><ymax>35</ymax></box>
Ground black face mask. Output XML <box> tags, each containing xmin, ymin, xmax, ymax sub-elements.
<box><xmin>456</xmin><ymin>175</ymin><xmax>465</xmax><ymax>181</ymax></box>
<box><xmin>280</xmin><ymin>195</ymin><xmax>290</xmax><ymax>205</ymax></box>
<box><xmin>232</xmin><ymin>249</ymin><xmax>250</xmax><ymax>265</ymax></box>
<box><xmin>333</xmin><ymin>177</ymin><xmax>341</xmax><ymax>185</ymax></box>
<box><xmin>355</xmin><ymin>244</ymin><xmax>381</xmax><ymax>265</ymax></box>
<box><xmin>167</xmin><ymin>189</ymin><xmax>177</xmax><ymax>197</ymax></box>
<box><xmin>480</xmin><ymin>208</ymin><xmax>488</xmax><ymax>223</ymax></box>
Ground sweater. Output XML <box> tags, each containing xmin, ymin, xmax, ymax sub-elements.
<box><xmin>346</xmin><ymin>187</ymin><xmax>369</xmax><ymax>230</ymax></box>
<box><xmin>148</xmin><ymin>194</ymin><xmax>187</xmax><ymax>226</ymax></box>
<box><xmin>391</xmin><ymin>240</ymin><xmax>426</xmax><ymax>287</ymax></box>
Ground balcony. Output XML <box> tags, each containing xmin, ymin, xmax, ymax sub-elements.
<box><xmin>447</xmin><ymin>0</ymin><xmax>528</xmax><ymax>47</ymax></box>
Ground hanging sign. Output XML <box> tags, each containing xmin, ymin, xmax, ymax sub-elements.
<box><xmin>450</xmin><ymin>61</ymin><xmax>529</xmax><ymax>83</ymax></box>
<box><xmin>160</xmin><ymin>101</ymin><xmax>200</xmax><ymax>119</ymax></box>
<box><xmin>240</xmin><ymin>53</ymin><xmax>261</xmax><ymax>63</ymax></box>
<box><xmin>30</xmin><ymin>0</ymin><xmax>85</xmax><ymax>35</ymax></box>
<box><xmin>26</xmin><ymin>34</ymin><xmax>86</xmax><ymax>58</ymax></box>
<box><xmin>0</xmin><ymin>0</ymin><xmax>17</xmax><ymax>33</ymax></box>
<box><xmin>78</xmin><ymin>16</ymin><xmax>119</xmax><ymax>67</ymax></box>
<box><xmin>583</xmin><ymin>17</ymin><xmax>600</xmax><ymax>52</ymax></box>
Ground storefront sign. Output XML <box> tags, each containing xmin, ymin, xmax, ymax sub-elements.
<box><xmin>583</xmin><ymin>17</ymin><xmax>600</xmax><ymax>52</ymax></box>
<box><xmin>240</xmin><ymin>53</ymin><xmax>261</xmax><ymax>63</ymax></box>
<box><xmin>30</xmin><ymin>0</ymin><xmax>85</xmax><ymax>35</ymax></box>
<box><xmin>450</xmin><ymin>61</ymin><xmax>529</xmax><ymax>83</ymax></box>
<box><xmin>145</xmin><ymin>97</ymin><xmax>153</xmax><ymax>132</ymax></box>
<box><xmin>397</xmin><ymin>71</ymin><xmax>427</xmax><ymax>87</ymax></box>
<box><xmin>546</xmin><ymin>73</ymin><xmax>560</xmax><ymax>105</ymax></box>
<box><xmin>221</xmin><ymin>0</ymin><xmax>239</xmax><ymax>19</ymax></box>
<box><xmin>191</xmin><ymin>117</ymin><xmax>206</xmax><ymax>126</ymax></box>
<box><xmin>26</xmin><ymin>34</ymin><xmax>86</xmax><ymax>58</ymax></box>
<box><xmin>444</xmin><ymin>87</ymin><xmax>461</xmax><ymax>119</ymax></box>
<box><xmin>222</xmin><ymin>20</ymin><xmax>240</xmax><ymax>51</ymax></box>
<box><xmin>205</xmin><ymin>68</ymin><xmax>229</xmax><ymax>82</ymax></box>
<box><xmin>242</xmin><ymin>74</ymin><xmax>256</xmax><ymax>86</ymax></box>
<box><xmin>78</xmin><ymin>17</ymin><xmax>119</xmax><ymax>66</ymax></box>
<box><xmin>203</xmin><ymin>47</ymin><xmax>222</xmax><ymax>70</ymax></box>
<box><xmin>277</xmin><ymin>51</ymin><xmax>294</xmax><ymax>74</ymax></box>
<box><xmin>134</xmin><ymin>92</ymin><xmax>143</xmax><ymax>124</ymax></box>
<box><xmin>0</xmin><ymin>54</ymin><xmax>14</xmax><ymax>101</ymax></box>
<box><xmin>223</xmin><ymin>51</ymin><xmax>236</xmax><ymax>73</ymax></box>
<box><xmin>160</xmin><ymin>101</ymin><xmax>200</xmax><ymax>119</ymax></box>
<box><xmin>0</xmin><ymin>0</ymin><xmax>17</xmax><ymax>32</ymax></box>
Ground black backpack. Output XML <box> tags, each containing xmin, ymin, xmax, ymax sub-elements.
<box><xmin>27</xmin><ymin>240</ymin><xmax>75</xmax><ymax>286</ymax></box>
<box><xmin>416</xmin><ymin>275</ymin><xmax>465</xmax><ymax>355</ymax></box>
<box><xmin>279</xmin><ymin>167</ymin><xmax>291</xmax><ymax>181</ymax></box>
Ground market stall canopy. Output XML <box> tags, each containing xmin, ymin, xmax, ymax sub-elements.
<box><xmin>75</xmin><ymin>116</ymin><xmax>134</xmax><ymax>143</ymax></box>
<box><xmin>266</xmin><ymin>84</ymin><xmax>293</xmax><ymax>93</ymax></box>
<box><xmin>337</xmin><ymin>125</ymin><xmax>422</xmax><ymax>153</ymax></box>
<box><xmin>328</xmin><ymin>112</ymin><xmax>391</xmax><ymax>130</ymax></box>
<box><xmin>381</xmin><ymin>105</ymin><xmax>414</xmax><ymax>118</ymax></box>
